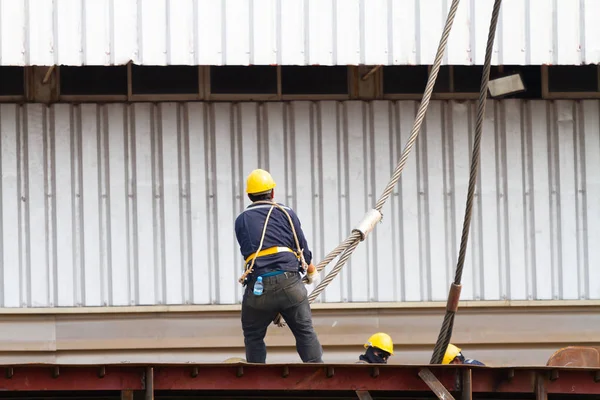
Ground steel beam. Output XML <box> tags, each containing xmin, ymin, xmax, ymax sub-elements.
<box><xmin>0</xmin><ymin>364</ymin><xmax>598</xmax><ymax>396</ymax></box>
<box><xmin>0</xmin><ymin>366</ymin><xmax>143</xmax><ymax>391</ymax></box>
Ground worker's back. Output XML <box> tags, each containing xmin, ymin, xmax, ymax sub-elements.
<box><xmin>235</xmin><ymin>203</ymin><xmax>311</xmax><ymax>275</ymax></box>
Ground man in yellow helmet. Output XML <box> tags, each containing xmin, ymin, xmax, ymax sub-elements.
<box><xmin>235</xmin><ymin>169</ymin><xmax>322</xmax><ymax>364</ymax></box>
<box><xmin>358</xmin><ymin>333</ymin><xmax>394</xmax><ymax>364</ymax></box>
<box><xmin>442</xmin><ymin>343</ymin><xmax>485</xmax><ymax>366</ymax></box>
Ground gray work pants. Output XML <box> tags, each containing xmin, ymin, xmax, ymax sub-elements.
<box><xmin>241</xmin><ymin>271</ymin><xmax>323</xmax><ymax>363</ymax></box>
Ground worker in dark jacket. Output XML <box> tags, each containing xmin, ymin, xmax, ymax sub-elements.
<box><xmin>358</xmin><ymin>333</ymin><xmax>394</xmax><ymax>364</ymax></box>
<box><xmin>235</xmin><ymin>169</ymin><xmax>322</xmax><ymax>364</ymax></box>
<box><xmin>443</xmin><ymin>344</ymin><xmax>485</xmax><ymax>366</ymax></box>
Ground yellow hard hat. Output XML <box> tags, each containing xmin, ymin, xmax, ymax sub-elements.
<box><xmin>364</xmin><ymin>332</ymin><xmax>394</xmax><ymax>355</ymax></box>
<box><xmin>246</xmin><ymin>169</ymin><xmax>276</xmax><ymax>195</ymax></box>
<box><xmin>442</xmin><ymin>343</ymin><xmax>462</xmax><ymax>364</ymax></box>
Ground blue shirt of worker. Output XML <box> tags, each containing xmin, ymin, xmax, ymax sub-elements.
<box><xmin>235</xmin><ymin>202</ymin><xmax>312</xmax><ymax>280</ymax></box>
<box><xmin>464</xmin><ymin>359</ymin><xmax>485</xmax><ymax>366</ymax></box>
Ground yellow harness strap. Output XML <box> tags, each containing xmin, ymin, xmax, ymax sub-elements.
<box><xmin>245</xmin><ymin>246</ymin><xmax>296</xmax><ymax>264</ymax></box>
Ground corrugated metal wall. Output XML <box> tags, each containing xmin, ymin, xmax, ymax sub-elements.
<box><xmin>1</xmin><ymin>99</ymin><xmax>599</xmax><ymax>308</ymax></box>
<box><xmin>1</xmin><ymin>0</ymin><xmax>599</xmax><ymax>66</ymax></box>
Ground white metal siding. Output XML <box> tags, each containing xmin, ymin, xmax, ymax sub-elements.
<box><xmin>1</xmin><ymin>99</ymin><xmax>599</xmax><ymax>308</ymax></box>
<box><xmin>1</xmin><ymin>0</ymin><xmax>599</xmax><ymax>66</ymax></box>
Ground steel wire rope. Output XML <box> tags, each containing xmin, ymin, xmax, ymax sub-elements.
<box><xmin>429</xmin><ymin>0</ymin><xmax>504</xmax><ymax>364</ymax></box>
<box><xmin>272</xmin><ymin>0</ymin><xmax>464</xmax><ymax>327</ymax></box>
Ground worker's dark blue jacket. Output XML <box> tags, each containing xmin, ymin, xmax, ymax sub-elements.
<box><xmin>235</xmin><ymin>202</ymin><xmax>312</xmax><ymax>279</ymax></box>
<box><xmin>464</xmin><ymin>359</ymin><xmax>485</xmax><ymax>366</ymax></box>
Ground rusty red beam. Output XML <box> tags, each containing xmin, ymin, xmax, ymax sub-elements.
<box><xmin>0</xmin><ymin>366</ymin><xmax>144</xmax><ymax>391</ymax></box>
<box><xmin>0</xmin><ymin>364</ymin><xmax>598</xmax><ymax>395</ymax></box>
<box><xmin>152</xmin><ymin>365</ymin><xmax>458</xmax><ymax>392</ymax></box>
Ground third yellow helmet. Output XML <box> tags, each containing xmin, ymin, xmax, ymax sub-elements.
<box><xmin>364</xmin><ymin>332</ymin><xmax>394</xmax><ymax>355</ymax></box>
<box><xmin>246</xmin><ymin>169</ymin><xmax>276</xmax><ymax>195</ymax></box>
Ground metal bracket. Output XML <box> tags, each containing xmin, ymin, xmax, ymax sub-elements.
<box><xmin>356</xmin><ymin>390</ymin><xmax>374</xmax><ymax>400</ymax></box>
<box><xmin>418</xmin><ymin>368</ymin><xmax>456</xmax><ymax>400</ymax></box>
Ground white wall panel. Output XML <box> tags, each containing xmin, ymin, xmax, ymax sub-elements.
<box><xmin>0</xmin><ymin>99</ymin><xmax>599</xmax><ymax>308</ymax></box>
<box><xmin>2</xmin><ymin>0</ymin><xmax>600</xmax><ymax>66</ymax></box>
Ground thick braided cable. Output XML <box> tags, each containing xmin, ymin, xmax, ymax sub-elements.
<box><xmin>373</xmin><ymin>0</ymin><xmax>461</xmax><ymax>213</ymax></box>
<box><xmin>306</xmin><ymin>0</ymin><xmax>463</xmax><ymax>303</ymax></box>
<box><xmin>308</xmin><ymin>238</ymin><xmax>361</xmax><ymax>303</ymax></box>
<box><xmin>315</xmin><ymin>233</ymin><xmax>359</xmax><ymax>273</ymax></box>
<box><xmin>429</xmin><ymin>0</ymin><xmax>503</xmax><ymax>365</ymax></box>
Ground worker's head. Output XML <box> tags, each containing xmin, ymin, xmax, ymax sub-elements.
<box><xmin>363</xmin><ymin>333</ymin><xmax>394</xmax><ymax>364</ymax></box>
<box><xmin>246</xmin><ymin>169</ymin><xmax>276</xmax><ymax>202</ymax></box>
<box><xmin>442</xmin><ymin>343</ymin><xmax>466</xmax><ymax>364</ymax></box>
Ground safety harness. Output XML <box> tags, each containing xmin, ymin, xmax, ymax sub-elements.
<box><xmin>238</xmin><ymin>201</ymin><xmax>308</xmax><ymax>285</ymax></box>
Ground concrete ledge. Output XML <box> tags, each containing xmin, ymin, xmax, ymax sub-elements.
<box><xmin>1</xmin><ymin>299</ymin><xmax>600</xmax><ymax>315</ymax></box>
<box><xmin>0</xmin><ymin>303</ymin><xmax>598</xmax><ymax>366</ymax></box>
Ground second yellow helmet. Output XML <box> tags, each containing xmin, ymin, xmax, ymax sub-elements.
<box><xmin>364</xmin><ymin>332</ymin><xmax>394</xmax><ymax>355</ymax></box>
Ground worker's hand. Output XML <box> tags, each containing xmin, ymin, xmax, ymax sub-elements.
<box><xmin>306</xmin><ymin>269</ymin><xmax>320</xmax><ymax>286</ymax></box>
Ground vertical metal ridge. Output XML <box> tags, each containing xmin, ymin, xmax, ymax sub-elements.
<box><xmin>192</xmin><ymin>0</ymin><xmax>199</xmax><ymax>65</ymax></box>
<box><xmin>45</xmin><ymin>106</ymin><xmax>57</xmax><ymax>307</ymax></box>
<box><xmin>288</xmin><ymin>103</ymin><xmax>298</xmax><ymax>212</ymax></box>
<box><xmin>19</xmin><ymin>105</ymin><xmax>30</xmax><ymax>307</ymax></box>
<box><xmin>386</xmin><ymin>0</ymin><xmax>393</xmax><ymax>64</ymax></box>
<box><xmin>418</xmin><ymin>104</ymin><xmax>432</xmax><ymax>301</ymax></box>
<box><xmin>548</xmin><ymin>101</ymin><xmax>561</xmax><ymax>299</ymax></box>
<box><xmin>474</xmin><ymin>102</ymin><xmax>485</xmax><ymax>300</ymax></box>
<box><xmin>165</xmin><ymin>0</ymin><xmax>171</xmax><ymax>64</ymax></box>
<box><xmin>443</xmin><ymin>102</ymin><xmax>456</xmax><ymax>292</ymax></box>
<box><xmin>98</xmin><ymin>104</ymin><xmax>110</xmax><ymax>306</ymax></box>
<box><xmin>520</xmin><ymin>101</ymin><xmax>534</xmax><ymax>300</ymax></box>
<box><xmin>359</xmin><ymin>0</ymin><xmax>365</xmax><ymax>65</ymax></box>
<box><xmin>523</xmin><ymin>101</ymin><xmax>538</xmax><ymax>300</ymax></box>
<box><xmin>109</xmin><ymin>0</ymin><xmax>115</xmax><ymax>65</ymax></box>
<box><xmin>231</xmin><ymin>103</ymin><xmax>242</xmax><ymax>304</ymax></box>
<box><xmin>127</xmin><ymin>105</ymin><xmax>138</xmax><ymax>305</ymax></box>
<box><xmin>364</xmin><ymin>101</ymin><xmax>374</xmax><ymax>300</ymax></box>
<box><xmin>221</xmin><ymin>0</ymin><xmax>227</xmax><ymax>65</ymax></box>
<box><xmin>136</xmin><ymin>0</ymin><xmax>143</xmax><ymax>64</ymax></box>
<box><xmin>331</xmin><ymin>0</ymin><xmax>337</xmax><ymax>64</ymax></box>
<box><xmin>391</xmin><ymin>101</ymin><xmax>405</xmax><ymax>302</ymax></box>
<box><xmin>151</xmin><ymin>105</ymin><xmax>166</xmax><ymax>304</ymax></box>
<box><xmin>52</xmin><ymin>0</ymin><xmax>58</xmax><ymax>65</ymax></box>
<box><xmin>340</xmin><ymin>101</ymin><xmax>350</xmax><ymax>301</ymax></box>
<box><xmin>276</xmin><ymin>0</ymin><xmax>282</xmax><ymax>66</ymax></box>
<box><xmin>315</xmin><ymin>102</ymin><xmax>325</xmax><ymax>303</ymax></box>
<box><xmin>309</xmin><ymin>102</ymin><xmax>323</xmax><ymax>290</ymax></box>
<box><xmin>574</xmin><ymin>101</ymin><xmax>586</xmax><ymax>298</ymax></box>
<box><xmin>248</xmin><ymin>0</ymin><xmax>254</xmax><ymax>65</ymax></box>
<box><xmin>495</xmin><ymin>102</ymin><xmax>508</xmax><ymax>299</ymax></box>
<box><xmin>179</xmin><ymin>104</ymin><xmax>192</xmax><ymax>304</ymax></box>
<box><xmin>303</xmin><ymin>0</ymin><xmax>309</xmax><ymax>64</ymax></box>
<box><xmin>367</xmin><ymin>102</ymin><xmax>378</xmax><ymax>301</ymax></box>
<box><xmin>496</xmin><ymin>0</ymin><xmax>504</xmax><ymax>65</ymax></box>
<box><xmin>524</xmin><ymin>0</ymin><xmax>531</xmax><ymax>65</ymax></box>
<box><xmin>469</xmin><ymin>0</ymin><xmax>476</xmax><ymax>63</ymax></box>
<box><xmin>552</xmin><ymin>0</ymin><xmax>559</xmax><ymax>65</ymax></box>
<box><xmin>72</xmin><ymin>105</ymin><xmax>86</xmax><ymax>306</ymax></box>
<box><xmin>207</xmin><ymin>104</ymin><xmax>219</xmax><ymax>303</ymax></box>
<box><xmin>579</xmin><ymin>0</ymin><xmax>586</xmax><ymax>64</ymax></box>
<box><xmin>24</xmin><ymin>0</ymin><xmax>30</xmax><ymax>65</ymax></box>
<box><xmin>81</xmin><ymin>0</ymin><xmax>86</xmax><ymax>64</ymax></box>
<box><xmin>414</xmin><ymin>0</ymin><xmax>420</xmax><ymax>64</ymax></box>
